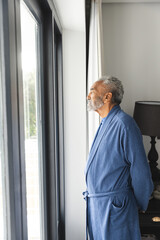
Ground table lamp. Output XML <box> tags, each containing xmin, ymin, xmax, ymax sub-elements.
<box><xmin>133</xmin><ymin>101</ymin><xmax>160</xmax><ymax>182</ymax></box>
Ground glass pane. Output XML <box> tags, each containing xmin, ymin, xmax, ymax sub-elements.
<box><xmin>20</xmin><ymin>2</ymin><xmax>43</xmax><ymax>240</ymax></box>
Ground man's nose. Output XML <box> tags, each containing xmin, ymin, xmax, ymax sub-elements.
<box><xmin>87</xmin><ymin>93</ymin><xmax>91</xmax><ymax>100</ymax></box>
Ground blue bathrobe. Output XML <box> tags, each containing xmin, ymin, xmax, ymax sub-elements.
<box><xmin>84</xmin><ymin>105</ymin><xmax>154</xmax><ymax>240</ymax></box>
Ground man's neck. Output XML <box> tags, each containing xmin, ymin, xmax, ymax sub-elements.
<box><xmin>96</xmin><ymin>103</ymin><xmax>117</xmax><ymax>118</ymax></box>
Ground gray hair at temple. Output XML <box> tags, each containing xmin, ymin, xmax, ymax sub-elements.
<box><xmin>99</xmin><ymin>76</ymin><xmax>124</xmax><ymax>105</ymax></box>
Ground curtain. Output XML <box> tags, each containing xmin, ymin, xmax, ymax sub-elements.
<box><xmin>87</xmin><ymin>0</ymin><xmax>104</xmax><ymax>150</ymax></box>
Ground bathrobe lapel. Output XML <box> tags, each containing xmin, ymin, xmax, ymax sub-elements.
<box><xmin>85</xmin><ymin>105</ymin><xmax>121</xmax><ymax>179</ymax></box>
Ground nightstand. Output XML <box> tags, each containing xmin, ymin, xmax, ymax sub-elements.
<box><xmin>139</xmin><ymin>198</ymin><xmax>160</xmax><ymax>239</ymax></box>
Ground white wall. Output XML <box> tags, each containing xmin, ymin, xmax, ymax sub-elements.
<box><xmin>102</xmin><ymin>3</ymin><xmax>160</xmax><ymax>167</ymax></box>
<box><xmin>63</xmin><ymin>29</ymin><xmax>86</xmax><ymax>240</ymax></box>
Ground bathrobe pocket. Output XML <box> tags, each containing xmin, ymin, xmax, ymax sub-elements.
<box><xmin>110</xmin><ymin>195</ymin><xmax>133</xmax><ymax>228</ymax></box>
<box><xmin>110</xmin><ymin>195</ymin><xmax>126</xmax><ymax>215</ymax></box>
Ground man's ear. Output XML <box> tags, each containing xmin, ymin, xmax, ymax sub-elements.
<box><xmin>107</xmin><ymin>92</ymin><xmax>112</xmax><ymax>101</ymax></box>
<box><xmin>104</xmin><ymin>92</ymin><xmax>112</xmax><ymax>103</ymax></box>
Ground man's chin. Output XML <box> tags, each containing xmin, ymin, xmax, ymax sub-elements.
<box><xmin>87</xmin><ymin>106</ymin><xmax>98</xmax><ymax>112</ymax></box>
<box><xmin>87</xmin><ymin>107</ymin><xmax>93</xmax><ymax>112</ymax></box>
<box><xmin>87</xmin><ymin>104</ymin><xmax>103</xmax><ymax>112</ymax></box>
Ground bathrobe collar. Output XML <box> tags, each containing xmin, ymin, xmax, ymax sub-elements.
<box><xmin>85</xmin><ymin>105</ymin><xmax>121</xmax><ymax>178</ymax></box>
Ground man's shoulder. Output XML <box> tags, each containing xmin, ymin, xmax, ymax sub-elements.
<box><xmin>115</xmin><ymin>108</ymin><xmax>138</xmax><ymax>130</ymax></box>
<box><xmin>117</xmin><ymin>109</ymin><xmax>133</xmax><ymax>122</ymax></box>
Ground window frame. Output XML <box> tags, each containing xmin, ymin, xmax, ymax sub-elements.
<box><xmin>18</xmin><ymin>1</ymin><xmax>48</xmax><ymax>239</ymax></box>
<box><xmin>54</xmin><ymin>21</ymin><xmax>65</xmax><ymax>240</ymax></box>
<box><xmin>2</xmin><ymin>0</ymin><xmax>22</xmax><ymax>239</ymax></box>
<box><xmin>0</xmin><ymin>0</ymin><xmax>11</xmax><ymax>238</ymax></box>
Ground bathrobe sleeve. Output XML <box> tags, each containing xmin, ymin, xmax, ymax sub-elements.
<box><xmin>122</xmin><ymin>120</ymin><xmax>154</xmax><ymax>211</ymax></box>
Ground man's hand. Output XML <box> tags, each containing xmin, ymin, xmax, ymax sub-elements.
<box><xmin>139</xmin><ymin>210</ymin><xmax>145</xmax><ymax>213</ymax></box>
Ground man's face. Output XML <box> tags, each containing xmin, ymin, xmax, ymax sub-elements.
<box><xmin>87</xmin><ymin>81</ymin><xmax>106</xmax><ymax>111</ymax></box>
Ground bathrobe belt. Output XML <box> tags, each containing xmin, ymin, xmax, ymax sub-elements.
<box><xmin>83</xmin><ymin>186</ymin><xmax>132</xmax><ymax>240</ymax></box>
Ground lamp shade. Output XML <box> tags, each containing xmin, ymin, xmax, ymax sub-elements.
<box><xmin>133</xmin><ymin>101</ymin><xmax>160</xmax><ymax>137</ymax></box>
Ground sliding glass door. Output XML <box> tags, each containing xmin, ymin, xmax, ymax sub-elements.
<box><xmin>0</xmin><ymin>0</ymin><xmax>65</xmax><ymax>238</ymax></box>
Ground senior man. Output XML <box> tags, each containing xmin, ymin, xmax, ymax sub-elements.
<box><xmin>83</xmin><ymin>76</ymin><xmax>153</xmax><ymax>240</ymax></box>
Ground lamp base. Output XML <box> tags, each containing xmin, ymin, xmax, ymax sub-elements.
<box><xmin>148</xmin><ymin>136</ymin><xmax>160</xmax><ymax>182</ymax></box>
<box><xmin>150</xmin><ymin>167</ymin><xmax>160</xmax><ymax>183</ymax></box>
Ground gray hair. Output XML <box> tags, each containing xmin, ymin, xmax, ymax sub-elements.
<box><xmin>98</xmin><ymin>75</ymin><xmax>124</xmax><ymax>105</ymax></box>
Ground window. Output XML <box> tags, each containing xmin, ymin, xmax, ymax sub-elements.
<box><xmin>1</xmin><ymin>0</ymin><xmax>65</xmax><ymax>239</ymax></box>
<box><xmin>20</xmin><ymin>2</ymin><xmax>43</xmax><ymax>239</ymax></box>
